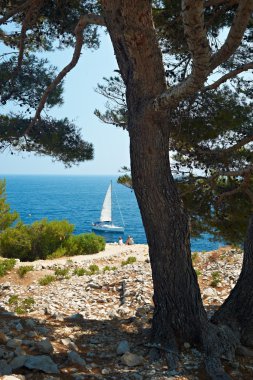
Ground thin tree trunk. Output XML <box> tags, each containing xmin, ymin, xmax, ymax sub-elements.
<box><xmin>212</xmin><ymin>215</ymin><xmax>253</xmax><ymax>347</ymax></box>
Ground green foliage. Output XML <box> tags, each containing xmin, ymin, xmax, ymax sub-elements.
<box><xmin>54</xmin><ymin>267</ymin><xmax>69</xmax><ymax>278</ymax></box>
<box><xmin>210</xmin><ymin>271</ymin><xmax>221</xmax><ymax>287</ymax></box>
<box><xmin>121</xmin><ymin>256</ymin><xmax>137</xmax><ymax>266</ymax></box>
<box><xmin>0</xmin><ymin>219</ymin><xmax>74</xmax><ymax>261</ymax></box>
<box><xmin>103</xmin><ymin>265</ymin><xmax>117</xmax><ymax>272</ymax></box>
<box><xmin>191</xmin><ymin>252</ymin><xmax>199</xmax><ymax>263</ymax></box>
<box><xmin>0</xmin><ymin>55</ymin><xmax>63</xmax><ymax>109</ymax></box>
<box><xmin>0</xmin><ymin>115</ymin><xmax>94</xmax><ymax>167</ymax></box>
<box><xmin>0</xmin><ymin>180</ymin><xmax>19</xmax><ymax>232</ymax></box>
<box><xmin>73</xmin><ymin>264</ymin><xmax>99</xmax><ymax>276</ymax></box>
<box><xmin>88</xmin><ymin>264</ymin><xmax>99</xmax><ymax>274</ymax></box>
<box><xmin>64</xmin><ymin>233</ymin><xmax>105</xmax><ymax>255</ymax></box>
<box><xmin>195</xmin><ymin>269</ymin><xmax>202</xmax><ymax>277</ymax></box>
<box><xmin>17</xmin><ymin>265</ymin><xmax>34</xmax><ymax>278</ymax></box>
<box><xmin>0</xmin><ymin>223</ymin><xmax>31</xmax><ymax>261</ymax></box>
<box><xmin>29</xmin><ymin>219</ymin><xmax>74</xmax><ymax>260</ymax></box>
<box><xmin>0</xmin><ymin>258</ymin><xmax>16</xmax><ymax>277</ymax></box>
<box><xmin>8</xmin><ymin>295</ymin><xmax>19</xmax><ymax>305</ymax></box>
<box><xmin>39</xmin><ymin>275</ymin><xmax>56</xmax><ymax>286</ymax></box>
<box><xmin>73</xmin><ymin>267</ymin><xmax>87</xmax><ymax>276</ymax></box>
<box><xmin>47</xmin><ymin>246</ymin><xmax>67</xmax><ymax>259</ymax></box>
<box><xmin>8</xmin><ymin>295</ymin><xmax>35</xmax><ymax>314</ymax></box>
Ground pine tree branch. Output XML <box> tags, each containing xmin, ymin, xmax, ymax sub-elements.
<box><xmin>154</xmin><ymin>0</ymin><xmax>210</xmax><ymax>109</ymax></box>
<box><xmin>205</xmin><ymin>63</ymin><xmax>253</xmax><ymax>90</ymax></box>
<box><xmin>0</xmin><ymin>0</ymin><xmax>33</xmax><ymax>25</ymax></box>
<box><xmin>210</xmin><ymin>0</ymin><xmax>253</xmax><ymax>71</ymax></box>
<box><xmin>204</xmin><ymin>0</ymin><xmax>238</xmax><ymax>7</ymax></box>
<box><xmin>154</xmin><ymin>0</ymin><xmax>253</xmax><ymax>110</ymax></box>
<box><xmin>25</xmin><ymin>13</ymin><xmax>105</xmax><ymax>135</ymax></box>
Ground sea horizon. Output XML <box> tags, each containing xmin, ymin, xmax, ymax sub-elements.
<box><xmin>1</xmin><ymin>174</ymin><xmax>225</xmax><ymax>251</ymax></box>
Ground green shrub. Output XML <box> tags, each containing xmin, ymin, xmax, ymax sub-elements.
<box><xmin>0</xmin><ymin>219</ymin><xmax>74</xmax><ymax>261</ymax></box>
<box><xmin>8</xmin><ymin>295</ymin><xmax>19</xmax><ymax>305</ymax></box>
<box><xmin>17</xmin><ymin>265</ymin><xmax>34</xmax><ymax>278</ymax></box>
<box><xmin>73</xmin><ymin>264</ymin><xmax>99</xmax><ymax>276</ymax></box>
<box><xmin>29</xmin><ymin>219</ymin><xmax>74</xmax><ymax>260</ymax></box>
<box><xmin>54</xmin><ymin>268</ymin><xmax>69</xmax><ymax>278</ymax></box>
<box><xmin>64</xmin><ymin>233</ymin><xmax>105</xmax><ymax>256</ymax></box>
<box><xmin>0</xmin><ymin>258</ymin><xmax>16</xmax><ymax>277</ymax></box>
<box><xmin>195</xmin><ymin>269</ymin><xmax>202</xmax><ymax>277</ymax></box>
<box><xmin>88</xmin><ymin>264</ymin><xmax>99</xmax><ymax>274</ymax></box>
<box><xmin>14</xmin><ymin>306</ymin><xmax>26</xmax><ymax>315</ymax></box>
<box><xmin>39</xmin><ymin>275</ymin><xmax>56</xmax><ymax>286</ymax></box>
<box><xmin>47</xmin><ymin>246</ymin><xmax>67</xmax><ymax>259</ymax></box>
<box><xmin>73</xmin><ymin>267</ymin><xmax>88</xmax><ymax>276</ymax></box>
<box><xmin>22</xmin><ymin>297</ymin><xmax>35</xmax><ymax>308</ymax></box>
<box><xmin>192</xmin><ymin>252</ymin><xmax>199</xmax><ymax>262</ymax></box>
<box><xmin>103</xmin><ymin>265</ymin><xmax>117</xmax><ymax>272</ymax></box>
<box><xmin>121</xmin><ymin>256</ymin><xmax>137</xmax><ymax>266</ymax></box>
<box><xmin>8</xmin><ymin>295</ymin><xmax>35</xmax><ymax>314</ymax></box>
<box><xmin>0</xmin><ymin>224</ymin><xmax>31</xmax><ymax>261</ymax></box>
<box><xmin>13</xmin><ymin>297</ymin><xmax>35</xmax><ymax>314</ymax></box>
<box><xmin>210</xmin><ymin>271</ymin><xmax>221</xmax><ymax>287</ymax></box>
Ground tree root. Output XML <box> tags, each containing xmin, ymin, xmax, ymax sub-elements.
<box><xmin>205</xmin><ymin>357</ymin><xmax>232</xmax><ymax>380</ymax></box>
<box><xmin>145</xmin><ymin>342</ymin><xmax>179</xmax><ymax>369</ymax></box>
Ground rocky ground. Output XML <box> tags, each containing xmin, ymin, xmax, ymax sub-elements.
<box><xmin>0</xmin><ymin>244</ymin><xmax>252</xmax><ymax>380</ymax></box>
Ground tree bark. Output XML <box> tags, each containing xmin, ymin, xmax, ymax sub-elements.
<box><xmin>101</xmin><ymin>1</ymin><xmax>239</xmax><ymax>377</ymax></box>
<box><xmin>212</xmin><ymin>215</ymin><xmax>253</xmax><ymax>347</ymax></box>
<box><xmin>101</xmin><ymin>0</ymin><xmax>209</xmax><ymax>348</ymax></box>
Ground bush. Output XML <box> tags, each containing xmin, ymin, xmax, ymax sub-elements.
<box><xmin>73</xmin><ymin>267</ymin><xmax>87</xmax><ymax>276</ymax></box>
<box><xmin>8</xmin><ymin>295</ymin><xmax>35</xmax><ymax>314</ymax></box>
<box><xmin>210</xmin><ymin>271</ymin><xmax>221</xmax><ymax>287</ymax></box>
<box><xmin>29</xmin><ymin>219</ymin><xmax>74</xmax><ymax>260</ymax></box>
<box><xmin>0</xmin><ymin>223</ymin><xmax>31</xmax><ymax>261</ymax></box>
<box><xmin>39</xmin><ymin>275</ymin><xmax>56</xmax><ymax>286</ymax></box>
<box><xmin>0</xmin><ymin>258</ymin><xmax>16</xmax><ymax>277</ymax></box>
<box><xmin>0</xmin><ymin>219</ymin><xmax>74</xmax><ymax>261</ymax></box>
<box><xmin>47</xmin><ymin>246</ymin><xmax>67</xmax><ymax>259</ymax></box>
<box><xmin>88</xmin><ymin>264</ymin><xmax>99</xmax><ymax>274</ymax></box>
<box><xmin>17</xmin><ymin>265</ymin><xmax>34</xmax><ymax>278</ymax></box>
<box><xmin>121</xmin><ymin>256</ymin><xmax>137</xmax><ymax>266</ymax></box>
<box><xmin>64</xmin><ymin>233</ymin><xmax>105</xmax><ymax>256</ymax></box>
<box><xmin>103</xmin><ymin>265</ymin><xmax>117</xmax><ymax>272</ymax></box>
<box><xmin>54</xmin><ymin>268</ymin><xmax>69</xmax><ymax>278</ymax></box>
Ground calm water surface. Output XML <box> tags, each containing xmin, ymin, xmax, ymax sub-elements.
<box><xmin>2</xmin><ymin>175</ymin><xmax>224</xmax><ymax>251</ymax></box>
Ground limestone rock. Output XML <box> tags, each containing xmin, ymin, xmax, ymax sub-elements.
<box><xmin>116</xmin><ymin>340</ymin><xmax>130</xmax><ymax>355</ymax></box>
<box><xmin>0</xmin><ymin>359</ymin><xmax>12</xmax><ymax>375</ymax></box>
<box><xmin>24</xmin><ymin>355</ymin><xmax>59</xmax><ymax>374</ymax></box>
<box><xmin>67</xmin><ymin>351</ymin><xmax>86</xmax><ymax>366</ymax></box>
<box><xmin>121</xmin><ymin>352</ymin><xmax>144</xmax><ymax>367</ymax></box>
<box><xmin>10</xmin><ymin>355</ymin><xmax>27</xmax><ymax>370</ymax></box>
<box><xmin>202</xmin><ymin>287</ymin><xmax>217</xmax><ymax>299</ymax></box>
<box><xmin>35</xmin><ymin>338</ymin><xmax>54</xmax><ymax>354</ymax></box>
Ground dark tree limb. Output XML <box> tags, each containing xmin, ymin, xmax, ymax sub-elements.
<box><xmin>25</xmin><ymin>13</ymin><xmax>105</xmax><ymax>135</ymax></box>
<box><xmin>205</xmin><ymin>63</ymin><xmax>253</xmax><ymax>91</ymax></box>
<box><xmin>210</xmin><ymin>0</ymin><xmax>253</xmax><ymax>71</ymax></box>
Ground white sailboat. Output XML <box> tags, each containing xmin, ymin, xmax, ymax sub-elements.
<box><xmin>92</xmin><ymin>181</ymin><xmax>124</xmax><ymax>233</ymax></box>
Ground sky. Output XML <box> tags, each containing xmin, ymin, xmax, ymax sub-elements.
<box><xmin>1</xmin><ymin>30</ymin><xmax>130</xmax><ymax>175</ymax></box>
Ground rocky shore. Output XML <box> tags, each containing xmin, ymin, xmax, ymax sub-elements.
<box><xmin>0</xmin><ymin>244</ymin><xmax>252</xmax><ymax>379</ymax></box>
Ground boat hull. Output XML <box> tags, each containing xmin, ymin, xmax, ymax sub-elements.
<box><xmin>92</xmin><ymin>224</ymin><xmax>124</xmax><ymax>233</ymax></box>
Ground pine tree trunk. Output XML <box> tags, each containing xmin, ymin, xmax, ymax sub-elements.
<box><xmin>129</xmin><ymin>110</ymin><xmax>207</xmax><ymax>347</ymax></box>
<box><xmin>212</xmin><ymin>215</ymin><xmax>253</xmax><ymax>347</ymax></box>
<box><xmin>101</xmin><ymin>1</ymin><xmax>238</xmax><ymax>376</ymax></box>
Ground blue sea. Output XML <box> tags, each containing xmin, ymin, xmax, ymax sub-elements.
<box><xmin>2</xmin><ymin>175</ymin><xmax>224</xmax><ymax>251</ymax></box>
